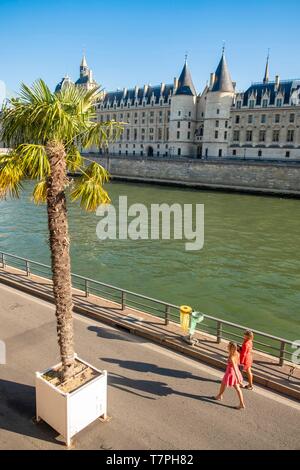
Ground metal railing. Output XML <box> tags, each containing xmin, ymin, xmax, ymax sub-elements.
<box><xmin>0</xmin><ymin>251</ymin><xmax>296</xmax><ymax>367</ymax></box>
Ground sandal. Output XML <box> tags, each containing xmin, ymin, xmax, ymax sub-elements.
<box><xmin>245</xmin><ymin>385</ymin><xmax>253</xmax><ymax>390</ymax></box>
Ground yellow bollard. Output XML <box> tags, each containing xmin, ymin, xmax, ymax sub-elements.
<box><xmin>180</xmin><ymin>305</ymin><xmax>192</xmax><ymax>334</ymax></box>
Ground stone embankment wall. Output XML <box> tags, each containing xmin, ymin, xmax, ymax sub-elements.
<box><xmin>85</xmin><ymin>155</ymin><xmax>300</xmax><ymax>196</ymax></box>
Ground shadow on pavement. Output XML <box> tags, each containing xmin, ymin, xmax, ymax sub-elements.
<box><xmin>88</xmin><ymin>325</ymin><xmax>143</xmax><ymax>343</ymax></box>
<box><xmin>0</xmin><ymin>378</ymin><xmax>62</xmax><ymax>447</ymax></box>
<box><xmin>101</xmin><ymin>358</ymin><xmax>220</xmax><ymax>383</ymax></box>
<box><xmin>107</xmin><ymin>372</ymin><xmax>233</xmax><ymax>408</ymax></box>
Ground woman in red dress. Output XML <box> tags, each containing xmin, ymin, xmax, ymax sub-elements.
<box><xmin>239</xmin><ymin>330</ymin><xmax>254</xmax><ymax>390</ymax></box>
<box><xmin>215</xmin><ymin>341</ymin><xmax>245</xmax><ymax>409</ymax></box>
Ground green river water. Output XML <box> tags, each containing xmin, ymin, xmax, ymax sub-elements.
<box><xmin>0</xmin><ymin>181</ymin><xmax>299</xmax><ymax>340</ymax></box>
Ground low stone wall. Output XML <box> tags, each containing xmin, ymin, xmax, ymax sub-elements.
<box><xmin>86</xmin><ymin>154</ymin><xmax>300</xmax><ymax>196</ymax></box>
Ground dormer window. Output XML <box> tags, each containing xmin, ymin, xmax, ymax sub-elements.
<box><xmin>262</xmin><ymin>99</ymin><xmax>268</xmax><ymax>108</ymax></box>
<box><xmin>249</xmin><ymin>100</ymin><xmax>255</xmax><ymax>109</ymax></box>
<box><xmin>276</xmin><ymin>98</ymin><xmax>282</xmax><ymax>107</ymax></box>
<box><xmin>236</xmin><ymin>101</ymin><xmax>242</xmax><ymax>109</ymax></box>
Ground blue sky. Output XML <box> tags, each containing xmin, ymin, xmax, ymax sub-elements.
<box><xmin>1</xmin><ymin>0</ymin><xmax>299</xmax><ymax>96</ymax></box>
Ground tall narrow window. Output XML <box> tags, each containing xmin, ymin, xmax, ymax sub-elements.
<box><xmin>290</xmin><ymin>114</ymin><xmax>295</xmax><ymax>123</ymax></box>
<box><xmin>246</xmin><ymin>130</ymin><xmax>253</xmax><ymax>142</ymax></box>
<box><xmin>287</xmin><ymin>130</ymin><xmax>295</xmax><ymax>142</ymax></box>
<box><xmin>259</xmin><ymin>130</ymin><xmax>266</xmax><ymax>142</ymax></box>
<box><xmin>233</xmin><ymin>130</ymin><xmax>240</xmax><ymax>141</ymax></box>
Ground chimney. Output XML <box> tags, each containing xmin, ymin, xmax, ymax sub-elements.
<box><xmin>173</xmin><ymin>77</ymin><xmax>178</xmax><ymax>90</ymax></box>
<box><xmin>134</xmin><ymin>85</ymin><xmax>139</xmax><ymax>97</ymax></box>
<box><xmin>275</xmin><ymin>75</ymin><xmax>280</xmax><ymax>89</ymax></box>
<box><xmin>160</xmin><ymin>82</ymin><xmax>165</xmax><ymax>95</ymax></box>
<box><xmin>210</xmin><ymin>73</ymin><xmax>215</xmax><ymax>89</ymax></box>
<box><xmin>143</xmin><ymin>84</ymin><xmax>148</xmax><ymax>96</ymax></box>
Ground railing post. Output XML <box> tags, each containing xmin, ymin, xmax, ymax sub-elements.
<box><xmin>121</xmin><ymin>291</ymin><xmax>126</xmax><ymax>311</ymax></box>
<box><xmin>164</xmin><ymin>304</ymin><xmax>170</xmax><ymax>326</ymax></box>
<box><xmin>85</xmin><ymin>280</ymin><xmax>89</xmax><ymax>298</ymax></box>
<box><xmin>279</xmin><ymin>340</ymin><xmax>286</xmax><ymax>366</ymax></box>
<box><xmin>25</xmin><ymin>260</ymin><xmax>30</xmax><ymax>277</ymax></box>
<box><xmin>1</xmin><ymin>253</ymin><xmax>5</xmax><ymax>269</ymax></box>
<box><xmin>217</xmin><ymin>321</ymin><xmax>222</xmax><ymax>344</ymax></box>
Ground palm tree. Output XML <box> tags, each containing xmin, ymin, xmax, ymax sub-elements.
<box><xmin>0</xmin><ymin>80</ymin><xmax>122</xmax><ymax>381</ymax></box>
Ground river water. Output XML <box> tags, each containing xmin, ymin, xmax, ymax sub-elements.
<box><xmin>0</xmin><ymin>181</ymin><xmax>299</xmax><ymax>340</ymax></box>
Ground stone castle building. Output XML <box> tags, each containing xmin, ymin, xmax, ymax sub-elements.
<box><xmin>56</xmin><ymin>52</ymin><xmax>300</xmax><ymax>160</ymax></box>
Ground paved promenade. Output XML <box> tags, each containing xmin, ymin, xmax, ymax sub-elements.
<box><xmin>0</xmin><ymin>283</ymin><xmax>300</xmax><ymax>449</ymax></box>
<box><xmin>0</xmin><ymin>264</ymin><xmax>299</xmax><ymax>400</ymax></box>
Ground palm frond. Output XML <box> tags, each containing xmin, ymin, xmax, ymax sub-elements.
<box><xmin>0</xmin><ymin>152</ymin><xmax>24</xmax><ymax>199</ymax></box>
<box><xmin>32</xmin><ymin>179</ymin><xmax>47</xmax><ymax>204</ymax></box>
<box><xmin>17</xmin><ymin>144</ymin><xmax>50</xmax><ymax>179</ymax></box>
<box><xmin>70</xmin><ymin>162</ymin><xmax>110</xmax><ymax>211</ymax></box>
<box><xmin>80</xmin><ymin>121</ymin><xmax>124</xmax><ymax>149</ymax></box>
<box><xmin>66</xmin><ymin>145</ymin><xmax>83</xmax><ymax>172</ymax></box>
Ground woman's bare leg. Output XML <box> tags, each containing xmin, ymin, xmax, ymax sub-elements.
<box><xmin>234</xmin><ymin>385</ymin><xmax>245</xmax><ymax>409</ymax></box>
<box><xmin>215</xmin><ymin>382</ymin><xmax>226</xmax><ymax>400</ymax></box>
<box><xmin>247</xmin><ymin>368</ymin><xmax>253</xmax><ymax>388</ymax></box>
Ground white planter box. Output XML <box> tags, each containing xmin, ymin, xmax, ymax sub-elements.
<box><xmin>35</xmin><ymin>356</ymin><xmax>107</xmax><ymax>446</ymax></box>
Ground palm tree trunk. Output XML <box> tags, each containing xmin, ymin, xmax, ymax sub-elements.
<box><xmin>46</xmin><ymin>140</ymin><xmax>75</xmax><ymax>381</ymax></box>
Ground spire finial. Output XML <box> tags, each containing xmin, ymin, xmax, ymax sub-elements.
<box><xmin>222</xmin><ymin>41</ymin><xmax>226</xmax><ymax>55</ymax></box>
<box><xmin>184</xmin><ymin>51</ymin><xmax>188</xmax><ymax>64</ymax></box>
<box><xmin>263</xmin><ymin>49</ymin><xmax>270</xmax><ymax>84</ymax></box>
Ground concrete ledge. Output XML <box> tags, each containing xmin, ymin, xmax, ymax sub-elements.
<box><xmin>1</xmin><ymin>271</ymin><xmax>299</xmax><ymax>402</ymax></box>
<box><xmin>110</xmin><ymin>174</ymin><xmax>300</xmax><ymax>198</ymax></box>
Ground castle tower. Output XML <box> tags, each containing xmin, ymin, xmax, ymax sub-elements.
<box><xmin>80</xmin><ymin>55</ymin><xmax>89</xmax><ymax>78</ymax></box>
<box><xmin>202</xmin><ymin>49</ymin><xmax>235</xmax><ymax>158</ymax></box>
<box><xmin>76</xmin><ymin>55</ymin><xmax>97</xmax><ymax>90</ymax></box>
<box><xmin>169</xmin><ymin>58</ymin><xmax>197</xmax><ymax>157</ymax></box>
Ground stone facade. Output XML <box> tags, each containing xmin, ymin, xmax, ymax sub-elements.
<box><xmin>57</xmin><ymin>53</ymin><xmax>300</xmax><ymax>161</ymax></box>
<box><xmin>89</xmin><ymin>154</ymin><xmax>300</xmax><ymax>196</ymax></box>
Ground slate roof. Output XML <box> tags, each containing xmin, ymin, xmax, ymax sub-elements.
<box><xmin>101</xmin><ymin>83</ymin><xmax>174</xmax><ymax>107</ymax></box>
<box><xmin>242</xmin><ymin>80</ymin><xmax>300</xmax><ymax>106</ymax></box>
<box><xmin>75</xmin><ymin>75</ymin><xmax>90</xmax><ymax>85</ymax></box>
<box><xmin>175</xmin><ymin>62</ymin><xmax>197</xmax><ymax>96</ymax></box>
<box><xmin>212</xmin><ymin>53</ymin><xmax>234</xmax><ymax>93</ymax></box>
<box><xmin>55</xmin><ymin>76</ymin><xmax>74</xmax><ymax>92</ymax></box>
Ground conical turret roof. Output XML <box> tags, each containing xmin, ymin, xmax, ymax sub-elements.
<box><xmin>212</xmin><ymin>52</ymin><xmax>234</xmax><ymax>93</ymax></box>
<box><xmin>175</xmin><ymin>60</ymin><xmax>196</xmax><ymax>96</ymax></box>
<box><xmin>81</xmin><ymin>55</ymin><xmax>88</xmax><ymax>67</ymax></box>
